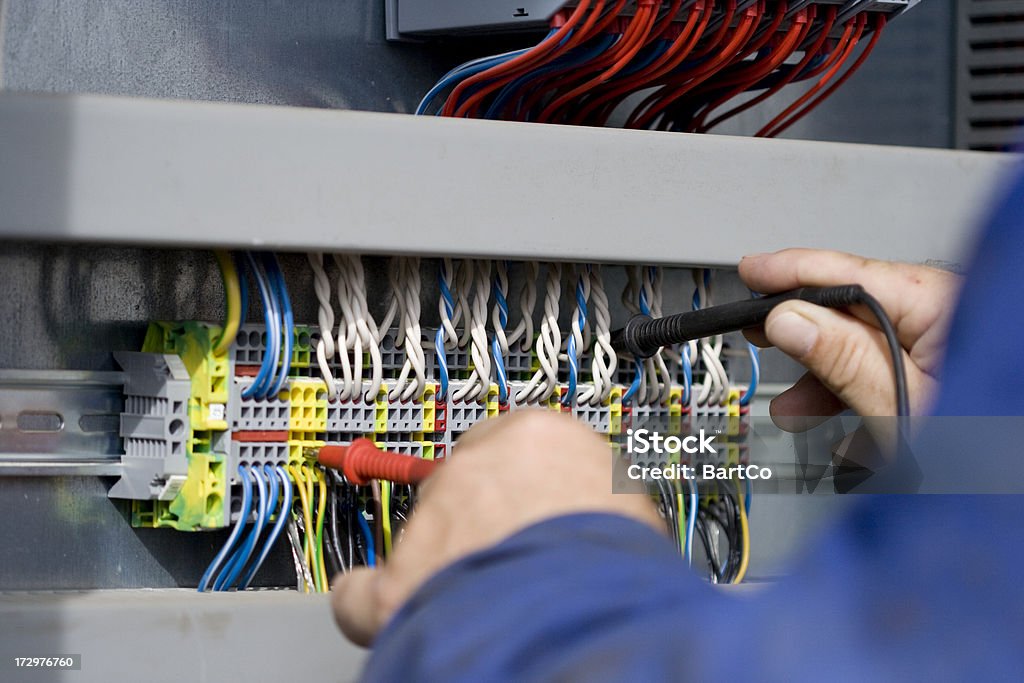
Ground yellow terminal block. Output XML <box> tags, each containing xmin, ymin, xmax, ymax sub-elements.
<box><xmin>669</xmin><ymin>385</ymin><xmax>683</xmax><ymax>434</ymax></box>
<box><xmin>289</xmin><ymin>379</ymin><xmax>328</xmax><ymax>432</ymax></box>
<box><xmin>486</xmin><ymin>383</ymin><xmax>500</xmax><ymax>419</ymax></box>
<box><xmin>143</xmin><ymin>322</ymin><xmax>229</xmax><ymax>432</ymax></box>
<box><xmin>289</xmin><ymin>431</ymin><xmax>325</xmax><ymax>466</ymax></box>
<box><xmin>420</xmin><ymin>442</ymin><xmax>435</xmax><ymax>461</ymax></box>
<box><xmin>374</xmin><ymin>386</ymin><xmax>388</xmax><ymax>434</ymax></box>
<box><xmin>422</xmin><ymin>382</ymin><xmax>437</xmax><ymax>433</ymax></box>
<box><xmin>137</xmin><ymin>322</ymin><xmax>229</xmax><ymax>530</ymax></box>
<box><xmin>291</xmin><ymin>325</ymin><xmax>313</xmax><ymax>369</ymax></box>
<box><xmin>608</xmin><ymin>385</ymin><xmax>623</xmax><ymax>436</ymax></box>
<box><xmin>727</xmin><ymin>387</ymin><xmax>741</xmax><ymax>436</ymax></box>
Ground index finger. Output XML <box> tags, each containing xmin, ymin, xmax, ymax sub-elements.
<box><xmin>738</xmin><ymin>248</ymin><xmax>957</xmax><ymax>355</ymax></box>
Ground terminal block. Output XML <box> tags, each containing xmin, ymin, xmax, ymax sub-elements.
<box><xmin>233</xmin><ymin>323</ymin><xmax>311</xmax><ymax>373</ymax></box>
<box><xmin>109</xmin><ymin>352</ymin><xmax>191</xmax><ymax>501</ymax></box>
<box><xmin>132</xmin><ymin>322</ymin><xmax>230</xmax><ymax>530</ymax></box>
<box><xmin>229</xmin><ymin>378</ymin><xmax>290</xmax><ymax>431</ymax></box>
<box><xmin>446</xmin><ymin>382</ymin><xmax>500</xmax><ymax>434</ymax></box>
<box><xmin>326</xmin><ymin>385</ymin><xmax>378</xmax><ymax>434</ymax></box>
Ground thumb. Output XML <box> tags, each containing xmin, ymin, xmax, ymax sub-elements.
<box><xmin>331</xmin><ymin>568</ymin><xmax>384</xmax><ymax>647</ymax></box>
<box><xmin>764</xmin><ymin>300</ymin><xmax>903</xmax><ymax>417</ymax></box>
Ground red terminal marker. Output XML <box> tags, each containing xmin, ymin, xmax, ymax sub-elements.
<box><xmin>317</xmin><ymin>438</ymin><xmax>439</xmax><ymax>486</ymax></box>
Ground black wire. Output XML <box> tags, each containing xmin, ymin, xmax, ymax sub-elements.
<box><xmin>856</xmin><ymin>291</ymin><xmax>910</xmax><ymax>418</ymax></box>
<box><xmin>694</xmin><ymin>511</ymin><xmax>723</xmax><ymax>580</ymax></box>
<box><xmin>327</xmin><ymin>478</ymin><xmax>345</xmax><ymax>574</ymax></box>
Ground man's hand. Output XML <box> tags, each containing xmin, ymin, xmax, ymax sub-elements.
<box><xmin>739</xmin><ymin>249</ymin><xmax>960</xmax><ymax>428</ymax></box>
<box><xmin>331</xmin><ymin>410</ymin><xmax>662</xmax><ymax>647</ymax></box>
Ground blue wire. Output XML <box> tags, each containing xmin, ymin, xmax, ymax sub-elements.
<box><xmin>435</xmin><ymin>328</ymin><xmax>450</xmax><ymax>402</ymax></box>
<box><xmin>682</xmin><ymin>343</ymin><xmax>693</xmax><ymax>405</ymax></box>
<box><xmin>492</xmin><ymin>273</ymin><xmax>510</xmax><ymax>403</ymax></box>
<box><xmin>739</xmin><ymin>343</ymin><xmax>759</xmax><ymax>407</ymax></box>
<box><xmin>265</xmin><ymin>254</ymin><xmax>293</xmax><ymax>398</ymax></box>
<box><xmin>242</xmin><ymin>252</ymin><xmax>280</xmax><ymax>400</ymax></box>
<box><xmin>436</xmin><ymin>263</ymin><xmax>456</xmax><ymax>401</ymax></box>
<box><xmin>563</xmin><ymin>273</ymin><xmax>589</xmax><ymax>406</ymax></box>
<box><xmin>199</xmin><ymin>464</ymin><xmax>252</xmax><ymax>592</ymax></box>
<box><xmin>623</xmin><ymin>361</ymin><xmax>642</xmax><ymax>405</ymax></box>
<box><xmin>686</xmin><ymin>478</ymin><xmax>697</xmax><ymax>567</ymax></box>
<box><xmin>492</xmin><ymin>336</ymin><xmax>509</xmax><ymax>404</ymax></box>
<box><xmin>745</xmin><ymin>476</ymin><xmax>752</xmax><ymax>516</ymax></box>
<box><xmin>239</xmin><ymin>464</ymin><xmax>286</xmax><ymax>589</ymax></box>
<box><xmin>215</xmin><ymin>466</ymin><xmax>268</xmax><ymax>591</ymax></box>
<box><xmin>486</xmin><ymin>32</ymin><xmax>616</xmax><ymax>120</ymax></box>
<box><xmin>416</xmin><ymin>47</ymin><xmax>534</xmax><ymax>116</ymax></box>
<box><xmin>616</xmin><ymin>38</ymin><xmax>670</xmax><ymax>78</ymax></box>
<box><xmin>357</xmin><ymin>509</ymin><xmax>376</xmax><ymax>568</ymax></box>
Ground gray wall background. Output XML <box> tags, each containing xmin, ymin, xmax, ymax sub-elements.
<box><xmin>0</xmin><ymin>0</ymin><xmax>954</xmax><ymax>588</ymax></box>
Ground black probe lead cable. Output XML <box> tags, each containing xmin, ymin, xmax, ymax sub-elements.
<box><xmin>610</xmin><ymin>285</ymin><xmax>910</xmax><ymax>418</ymax></box>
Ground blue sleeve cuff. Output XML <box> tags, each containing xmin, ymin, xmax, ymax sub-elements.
<box><xmin>361</xmin><ymin>512</ymin><xmax>704</xmax><ymax>683</ymax></box>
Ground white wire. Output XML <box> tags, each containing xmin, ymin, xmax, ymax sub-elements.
<box><xmin>455</xmin><ymin>260</ymin><xmax>474</xmax><ymax>349</ymax></box>
<box><xmin>516</xmin><ymin>262</ymin><xmax>561</xmax><ymax>404</ymax></box>
<box><xmin>389</xmin><ymin>258</ymin><xmax>426</xmax><ymax>403</ymax></box>
<box><xmin>578</xmin><ymin>265</ymin><xmax>616</xmax><ymax>406</ymax></box>
<box><xmin>333</xmin><ymin>254</ymin><xmax>357</xmax><ymax>402</ymax></box>
<box><xmin>334</xmin><ymin>254</ymin><xmax>383</xmax><ymax>403</ymax></box>
<box><xmin>307</xmin><ymin>253</ymin><xmax>338</xmax><ymax>399</ymax></box>
<box><xmin>379</xmin><ymin>260</ymin><xmax>401</xmax><ymax>347</ymax></box>
<box><xmin>453</xmin><ymin>260</ymin><xmax>493</xmax><ymax>403</ymax></box>
<box><xmin>438</xmin><ymin>257</ymin><xmax>459</xmax><ymax>351</ymax></box>
<box><xmin>507</xmin><ymin>261</ymin><xmax>538</xmax><ymax>351</ymax></box>
<box><xmin>646</xmin><ymin>267</ymin><xmax>672</xmax><ymax>406</ymax></box>
<box><xmin>623</xmin><ymin>265</ymin><xmax>641</xmax><ymax>315</ymax></box>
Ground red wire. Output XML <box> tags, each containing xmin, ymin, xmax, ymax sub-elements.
<box><xmin>686</xmin><ymin>5</ymin><xmax>809</xmax><ymax>132</ymax></box>
<box><xmin>571</xmin><ymin>2</ymin><xmax>710</xmax><ymax>126</ymax></box>
<box><xmin>459</xmin><ymin>0</ymin><xmax>618</xmax><ymax>120</ymax></box>
<box><xmin>698</xmin><ymin>5</ymin><xmax>835</xmax><ymax>133</ymax></box>
<box><xmin>761</xmin><ymin>14</ymin><xmax>886</xmax><ymax>138</ymax></box>
<box><xmin>505</xmin><ymin>1</ymin><xmax>630</xmax><ymax>121</ymax></box>
<box><xmin>651</xmin><ymin>0</ymin><xmax>685</xmax><ymax>41</ymax></box>
<box><xmin>754</xmin><ymin>12</ymin><xmax>864</xmax><ymax>137</ymax></box>
<box><xmin>629</xmin><ymin>3</ymin><xmax>761</xmax><ymax>130</ymax></box>
<box><xmin>538</xmin><ymin>1</ymin><xmax>660</xmax><ymax>123</ymax></box>
<box><xmin>442</xmin><ymin>0</ymin><xmax>594</xmax><ymax>117</ymax></box>
<box><xmin>623</xmin><ymin>0</ymin><xmax>738</xmax><ymax>129</ymax></box>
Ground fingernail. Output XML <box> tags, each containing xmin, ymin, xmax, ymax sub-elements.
<box><xmin>768</xmin><ymin>311</ymin><xmax>818</xmax><ymax>357</ymax></box>
<box><xmin>740</xmin><ymin>253</ymin><xmax>767</xmax><ymax>262</ymax></box>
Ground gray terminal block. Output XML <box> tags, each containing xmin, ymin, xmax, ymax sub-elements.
<box><xmin>108</xmin><ymin>352</ymin><xmax>192</xmax><ymax>501</ymax></box>
<box><xmin>229</xmin><ymin>377</ymin><xmax>291</xmax><ymax>431</ymax></box>
<box><xmin>326</xmin><ymin>383</ymin><xmax>377</xmax><ymax>433</ymax></box>
<box><xmin>233</xmin><ymin>323</ymin><xmax>271</xmax><ymax>367</ymax></box>
<box><xmin>386</xmin><ymin>393</ymin><xmax>426</xmax><ymax>433</ymax></box>
<box><xmin>227</xmin><ymin>441</ymin><xmax>291</xmax><ymax>485</ymax></box>
<box><xmin>446</xmin><ymin>381</ymin><xmax>491</xmax><ymax>433</ymax></box>
<box><xmin>373</xmin><ymin>438</ymin><xmax>427</xmax><ymax>459</ymax></box>
<box><xmin>572</xmin><ymin>398</ymin><xmax>613</xmax><ymax>434</ymax></box>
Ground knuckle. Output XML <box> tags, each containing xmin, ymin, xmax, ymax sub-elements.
<box><xmin>817</xmin><ymin>331</ymin><xmax>871</xmax><ymax>398</ymax></box>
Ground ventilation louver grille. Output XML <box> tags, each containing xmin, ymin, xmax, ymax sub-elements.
<box><xmin>957</xmin><ymin>0</ymin><xmax>1024</xmax><ymax>150</ymax></box>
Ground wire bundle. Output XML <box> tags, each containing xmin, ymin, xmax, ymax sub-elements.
<box><xmin>418</xmin><ymin>1</ymin><xmax>888</xmax><ymax>136</ymax></box>
<box><xmin>655</xmin><ymin>476</ymin><xmax>748</xmax><ymax>583</ymax></box>
<box><xmin>384</xmin><ymin>257</ymin><xmax>428</xmax><ymax>404</ymax></box>
<box><xmin>517</xmin><ymin>263</ymin><xmax>563</xmax><ymax>404</ymax></box>
<box><xmin>237</xmin><ymin>252</ymin><xmax>294</xmax><ymax>400</ymax></box>
<box><xmin>199</xmin><ymin>464</ymin><xmax>293</xmax><ymax>592</ymax></box>
<box><xmin>333</xmin><ymin>254</ymin><xmax>384</xmax><ymax>404</ymax></box>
